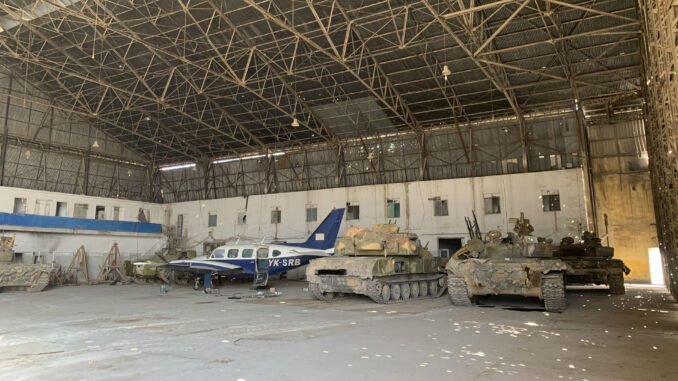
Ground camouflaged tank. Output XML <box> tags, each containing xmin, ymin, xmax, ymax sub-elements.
<box><xmin>555</xmin><ymin>232</ymin><xmax>629</xmax><ymax>294</ymax></box>
<box><xmin>306</xmin><ymin>224</ymin><xmax>447</xmax><ymax>303</ymax></box>
<box><xmin>0</xmin><ymin>235</ymin><xmax>58</xmax><ymax>292</ymax></box>
<box><xmin>133</xmin><ymin>248</ymin><xmax>196</xmax><ymax>284</ymax></box>
<box><xmin>446</xmin><ymin>214</ymin><xmax>569</xmax><ymax>312</ymax></box>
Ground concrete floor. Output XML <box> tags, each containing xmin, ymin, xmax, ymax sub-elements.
<box><xmin>1</xmin><ymin>281</ymin><xmax>677</xmax><ymax>381</ymax></box>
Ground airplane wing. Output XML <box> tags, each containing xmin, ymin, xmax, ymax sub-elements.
<box><xmin>161</xmin><ymin>260</ymin><xmax>244</xmax><ymax>275</ymax></box>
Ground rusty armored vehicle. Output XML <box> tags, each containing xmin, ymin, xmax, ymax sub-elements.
<box><xmin>555</xmin><ymin>232</ymin><xmax>629</xmax><ymax>294</ymax></box>
<box><xmin>0</xmin><ymin>235</ymin><xmax>58</xmax><ymax>292</ymax></box>
<box><xmin>446</xmin><ymin>214</ymin><xmax>568</xmax><ymax>312</ymax></box>
<box><xmin>306</xmin><ymin>224</ymin><xmax>447</xmax><ymax>303</ymax></box>
<box><xmin>133</xmin><ymin>248</ymin><xmax>196</xmax><ymax>284</ymax></box>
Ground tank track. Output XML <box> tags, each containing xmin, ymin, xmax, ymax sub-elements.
<box><xmin>541</xmin><ymin>272</ymin><xmax>566</xmax><ymax>312</ymax></box>
<box><xmin>365</xmin><ymin>275</ymin><xmax>447</xmax><ymax>304</ymax></box>
<box><xmin>309</xmin><ymin>282</ymin><xmax>341</xmax><ymax>302</ymax></box>
<box><xmin>608</xmin><ymin>272</ymin><xmax>625</xmax><ymax>295</ymax></box>
<box><xmin>447</xmin><ymin>277</ymin><xmax>472</xmax><ymax>306</ymax></box>
<box><xmin>27</xmin><ymin>272</ymin><xmax>50</xmax><ymax>293</ymax></box>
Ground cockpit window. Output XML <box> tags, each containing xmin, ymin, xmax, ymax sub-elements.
<box><xmin>227</xmin><ymin>249</ymin><xmax>239</xmax><ymax>258</ymax></box>
<box><xmin>242</xmin><ymin>249</ymin><xmax>253</xmax><ymax>258</ymax></box>
<box><xmin>212</xmin><ymin>249</ymin><xmax>225</xmax><ymax>258</ymax></box>
<box><xmin>272</xmin><ymin>249</ymin><xmax>282</xmax><ymax>257</ymax></box>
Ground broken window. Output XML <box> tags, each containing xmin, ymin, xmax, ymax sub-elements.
<box><xmin>433</xmin><ymin>199</ymin><xmax>448</xmax><ymax>216</ymax></box>
<box><xmin>237</xmin><ymin>212</ymin><xmax>247</xmax><ymax>225</ymax></box>
<box><xmin>306</xmin><ymin>205</ymin><xmax>318</xmax><ymax>222</ymax></box>
<box><xmin>347</xmin><ymin>203</ymin><xmax>360</xmax><ymax>220</ymax></box>
<box><xmin>112</xmin><ymin>207</ymin><xmax>121</xmax><ymax>221</ymax></box>
<box><xmin>177</xmin><ymin>214</ymin><xmax>184</xmax><ymax>237</ymax></box>
<box><xmin>386</xmin><ymin>199</ymin><xmax>400</xmax><ymax>218</ymax></box>
<box><xmin>73</xmin><ymin>203</ymin><xmax>88</xmax><ymax>219</ymax></box>
<box><xmin>56</xmin><ymin>202</ymin><xmax>67</xmax><ymax>217</ymax></box>
<box><xmin>542</xmin><ymin>193</ymin><xmax>561</xmax><ymax>211</ymax></box>
<box><xmin>13</xmin><ymin>198</ymin><xmax>27</xmax><ymax>214</ymax></box>
<box><xmin>271</xmin><ymin>209</ymin><xmax>281</xmax><ymax>224</ymax></box>
<box><xmin>484</xmin><ymin>195</ymin><xmax>501</xmax><ymax>215</ymax></box>
<box><xmin>208</xmin><ymin>213</ymin><xmax>217</xmax><ymax>227</ymax></box>
<box><xmin>95</xmin><ymin>206</ymin><xmax>106</xmax><ymax>220</ymax></box>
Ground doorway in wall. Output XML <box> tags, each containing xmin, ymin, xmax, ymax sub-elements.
<box><xmin>438</xmin><ymin>238</ymin><xmax>463</xmax><ymax>258</ymax></box>
<box><xmin>649</xmin><ymin>247</ymin><xmax>664</xmax><ymax>286</ymax></box>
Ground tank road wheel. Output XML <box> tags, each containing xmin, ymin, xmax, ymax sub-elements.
<box><xmin>428</xmin><ymin>281</ymin><xmax>439</xmax><ymax>297</ymax></box>
<box><xmin>27</xmin><ymin>272</ymin><xmax>50</xmax><ymax>293</ymax></box>
<box><xmin>542</xmin><ymin>272</ymin><xmax>566</xmax><ymax>312</ymax></box>
<box><xmin>391</xmin><ymin>284</ymin><xmax>401</xmax><ymax>301</ymax></box>
<box><xmin>447</xmin><ymin>277</ymin><xmax>472</xmax><ymax>306</ymax></box>
<box><xmin>419</xmin><ymin>281</ymin><xmax>428</xmax><ymax>297</ymax></box>
<box><xmin>309</xmin><ymin>282</ymin><xmax>340</xmax><ymax>302</ymax></box>
<box><xmin>410</xmin><ymin>282</ymin><xmax>420</xmax><ymax>298</ymax></box>
<box><xmin>401</xmin><ymin>283</ymin><xmax>411</xmax><ymax>300</ymax></box>
<box><xmin>608</xmin><ymin>272</ymin><xmax>625</xmax><ymax>295</ymax></box>
<box><xmin>381</xmin><ymin>284</ymin><xmax>392</xmax><ymax>302</ymax></box>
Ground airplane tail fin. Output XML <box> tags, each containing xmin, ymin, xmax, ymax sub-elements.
<box><xmin>285</xmin><ymin>208</ymin><xmax>345</xmax><ymax>251</ymax></box>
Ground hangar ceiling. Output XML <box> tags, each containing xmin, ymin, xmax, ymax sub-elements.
<box><xmin>0</xmin><ymin>0</ymin><xmax>641</xmax><ymax>165</ymax></box>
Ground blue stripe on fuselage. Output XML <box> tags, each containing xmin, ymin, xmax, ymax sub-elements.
<box><xmin>212</xmin><ymin>254</ymin><xmax>324</xmax><ymax>276</ymax></box>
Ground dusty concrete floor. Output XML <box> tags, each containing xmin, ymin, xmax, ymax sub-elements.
<box><xmin>1</xmin><ymin>281</ymin><xmax>677</xmax><ymax>381</ymax></box>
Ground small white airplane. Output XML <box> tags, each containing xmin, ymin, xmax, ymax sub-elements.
<box><xmin>164</xmin><ymin>208</ymin><xmax>345</xmax><ymax>291</ymax></box>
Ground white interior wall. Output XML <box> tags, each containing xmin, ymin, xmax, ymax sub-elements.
<box><xmin>169</xmin><ymin>168</ymin><xmax>588</xmax><ymax>255</ymax></box>
<box><xmin>0</xmin><ymin>186</ymin><xmax>166</xmax><ymax>272</ymax></box>
<box><xmin>0</xmin><ymin>169</ymin><xmax>588</xmax><ymax>278</ymax></box>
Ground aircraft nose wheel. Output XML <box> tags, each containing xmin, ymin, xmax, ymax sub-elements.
<box><xmin>193</xmin><ymin>278</ymin><xmax>201</xmax><ymax>291</ymax></box>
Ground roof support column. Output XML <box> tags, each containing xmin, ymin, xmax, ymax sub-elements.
<box><xmin>0</xmin><ymin>75</ymin><xmax>11</xmax><ymax>187</ymax></box>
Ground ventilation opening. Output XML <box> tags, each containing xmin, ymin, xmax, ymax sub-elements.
<box><xmin>317</xmin><ymin>269</ymin><xmax>347</xmax><ymax>275</ymax></box>
<box><xmin>649</xmin><ymin>248</ymin><xmax>664</xmax><ymax>286</ymax></box>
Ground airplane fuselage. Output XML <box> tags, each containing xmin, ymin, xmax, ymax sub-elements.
<box><xmin>169</xmin><ymin>243</ymin><xmax>332</xmax><ymax>277</ymax></box>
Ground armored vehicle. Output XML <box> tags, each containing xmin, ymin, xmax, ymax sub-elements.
<box><xmin>0</xmin><ymin>235</ymin><xmax>58</xmax><ymax>292</ymax></box>
<box><xmin>446</xmin><ymin>214</ymin><xmax>569</xmax><ymax>312</ymax></box>
<box><xmin>133</xmin><ymin>248</ymin><xmax>196</xmax><ymax>284</ymax></box>
<box><xmin>555</xmin><ymin>232</ymin><xmax>629</xmax><ymax>294</ymax></box>
<box><xmin>306</xmin><ymin>224</ymin><xmax>447</xmax><ymax>303</ymax></box>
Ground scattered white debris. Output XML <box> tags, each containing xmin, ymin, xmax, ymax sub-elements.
<box><xmin>525</xmin><ymin>322</ymin><xmax>538</xmax><ymax>326</ymax></box>
<box><xmin>569</xmin><ymin>364</ymin><xmax>575</xmax><ymax>369</ymax></box>
<box><xmin>221</xmin><ymin>340</ymin><xmax>229</xmax><ymax>343</ymax></box>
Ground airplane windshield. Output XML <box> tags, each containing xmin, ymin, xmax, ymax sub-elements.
<box><xmin>212</xmin><ymin>249</ymin><xmax>225</xmax><ymax>258</ymax></box>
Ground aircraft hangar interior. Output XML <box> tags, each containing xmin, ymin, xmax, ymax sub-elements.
<box><xmin>1</xmin><ymin>0</ymin><xmax>678</xmax><ymax>380</ymax></box>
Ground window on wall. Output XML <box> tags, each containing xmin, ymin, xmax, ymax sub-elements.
<box><xmin>95</xmin><ymin>206</ymin><xmax>106</xmax><ymax>220</ymax></box>
<box><xmin>112</xmin><ymin>207</ymin><xmax>121</xmax><ymax>221</ymax></box>
<box><xmin>177</xmin><ymin>214</ymin><xmax>184</xmax><ymax>237</ymax></box>
<box><xmin>347</xmin><ymin>203</ymin><xmax>360</xmax><ymax>220</ymax></box>
<box><xmin>433</xmin><ymin>199</ymin><xmax>448</xmax><ymax>216</ymax></box>
<box><xmin>74</xmin><ymin>203</ymin><xmax>88</xmax><ymax>219</ymax></box>
<box><xmin>237</xmin><ymin>212</ymin><xmax>247</xmax><ymax>225</ymax></box>
<box><xmin>271</xmin><ymin>209</ymin><xmax>282</xmax><ymax>224</ymax></box>
<box><xmin>306</xmin><ymin>205</ymin><xmax>318</xmax><ymax>222</ymax></box>
<box><xmin>208</xmin><ymin>213</ymin><xmax>217</xmax><ymax>227</ymax></box>
<box><xmin>484</xmin><ymin>195</ymin><xmax>501</xmax><ymax>215</ymax></box>
<box><xmin>13</xmin><ymin>198</ymin><xmax>27</xmax><ymax>214</ymax></box>
<box><xmin>386</xmin><ymin>199</ymin><xmax>400</xmax><ymax>218</ymax></box>
<box><xmin>137</xmin><ymin>209</ymin><xmax>150</xmax><ymax>223</ymax></box>
<box><xmin>34</xmin><ymin>200</ymin><xmax>51</xmax><ymax>216</ymax></box>
<box><xmin>56</xmin><ymin>202</ymin><xmax>67</xmax><ymax>217</ymax></box>
<box><xmin>542</xmin><ymin>193</ymin><xmax>561</xmax><ymax>211</ymax></box>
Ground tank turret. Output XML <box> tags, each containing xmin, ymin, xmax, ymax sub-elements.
<box><xmin>334</xmin><ymin>224</ymin><xmax>426</xmax><ymax>257</ymax></box>
<box><xmin>306</xmin><ymin>223</ymin><xmax>445</xmax><ymax>303</ymax></box>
